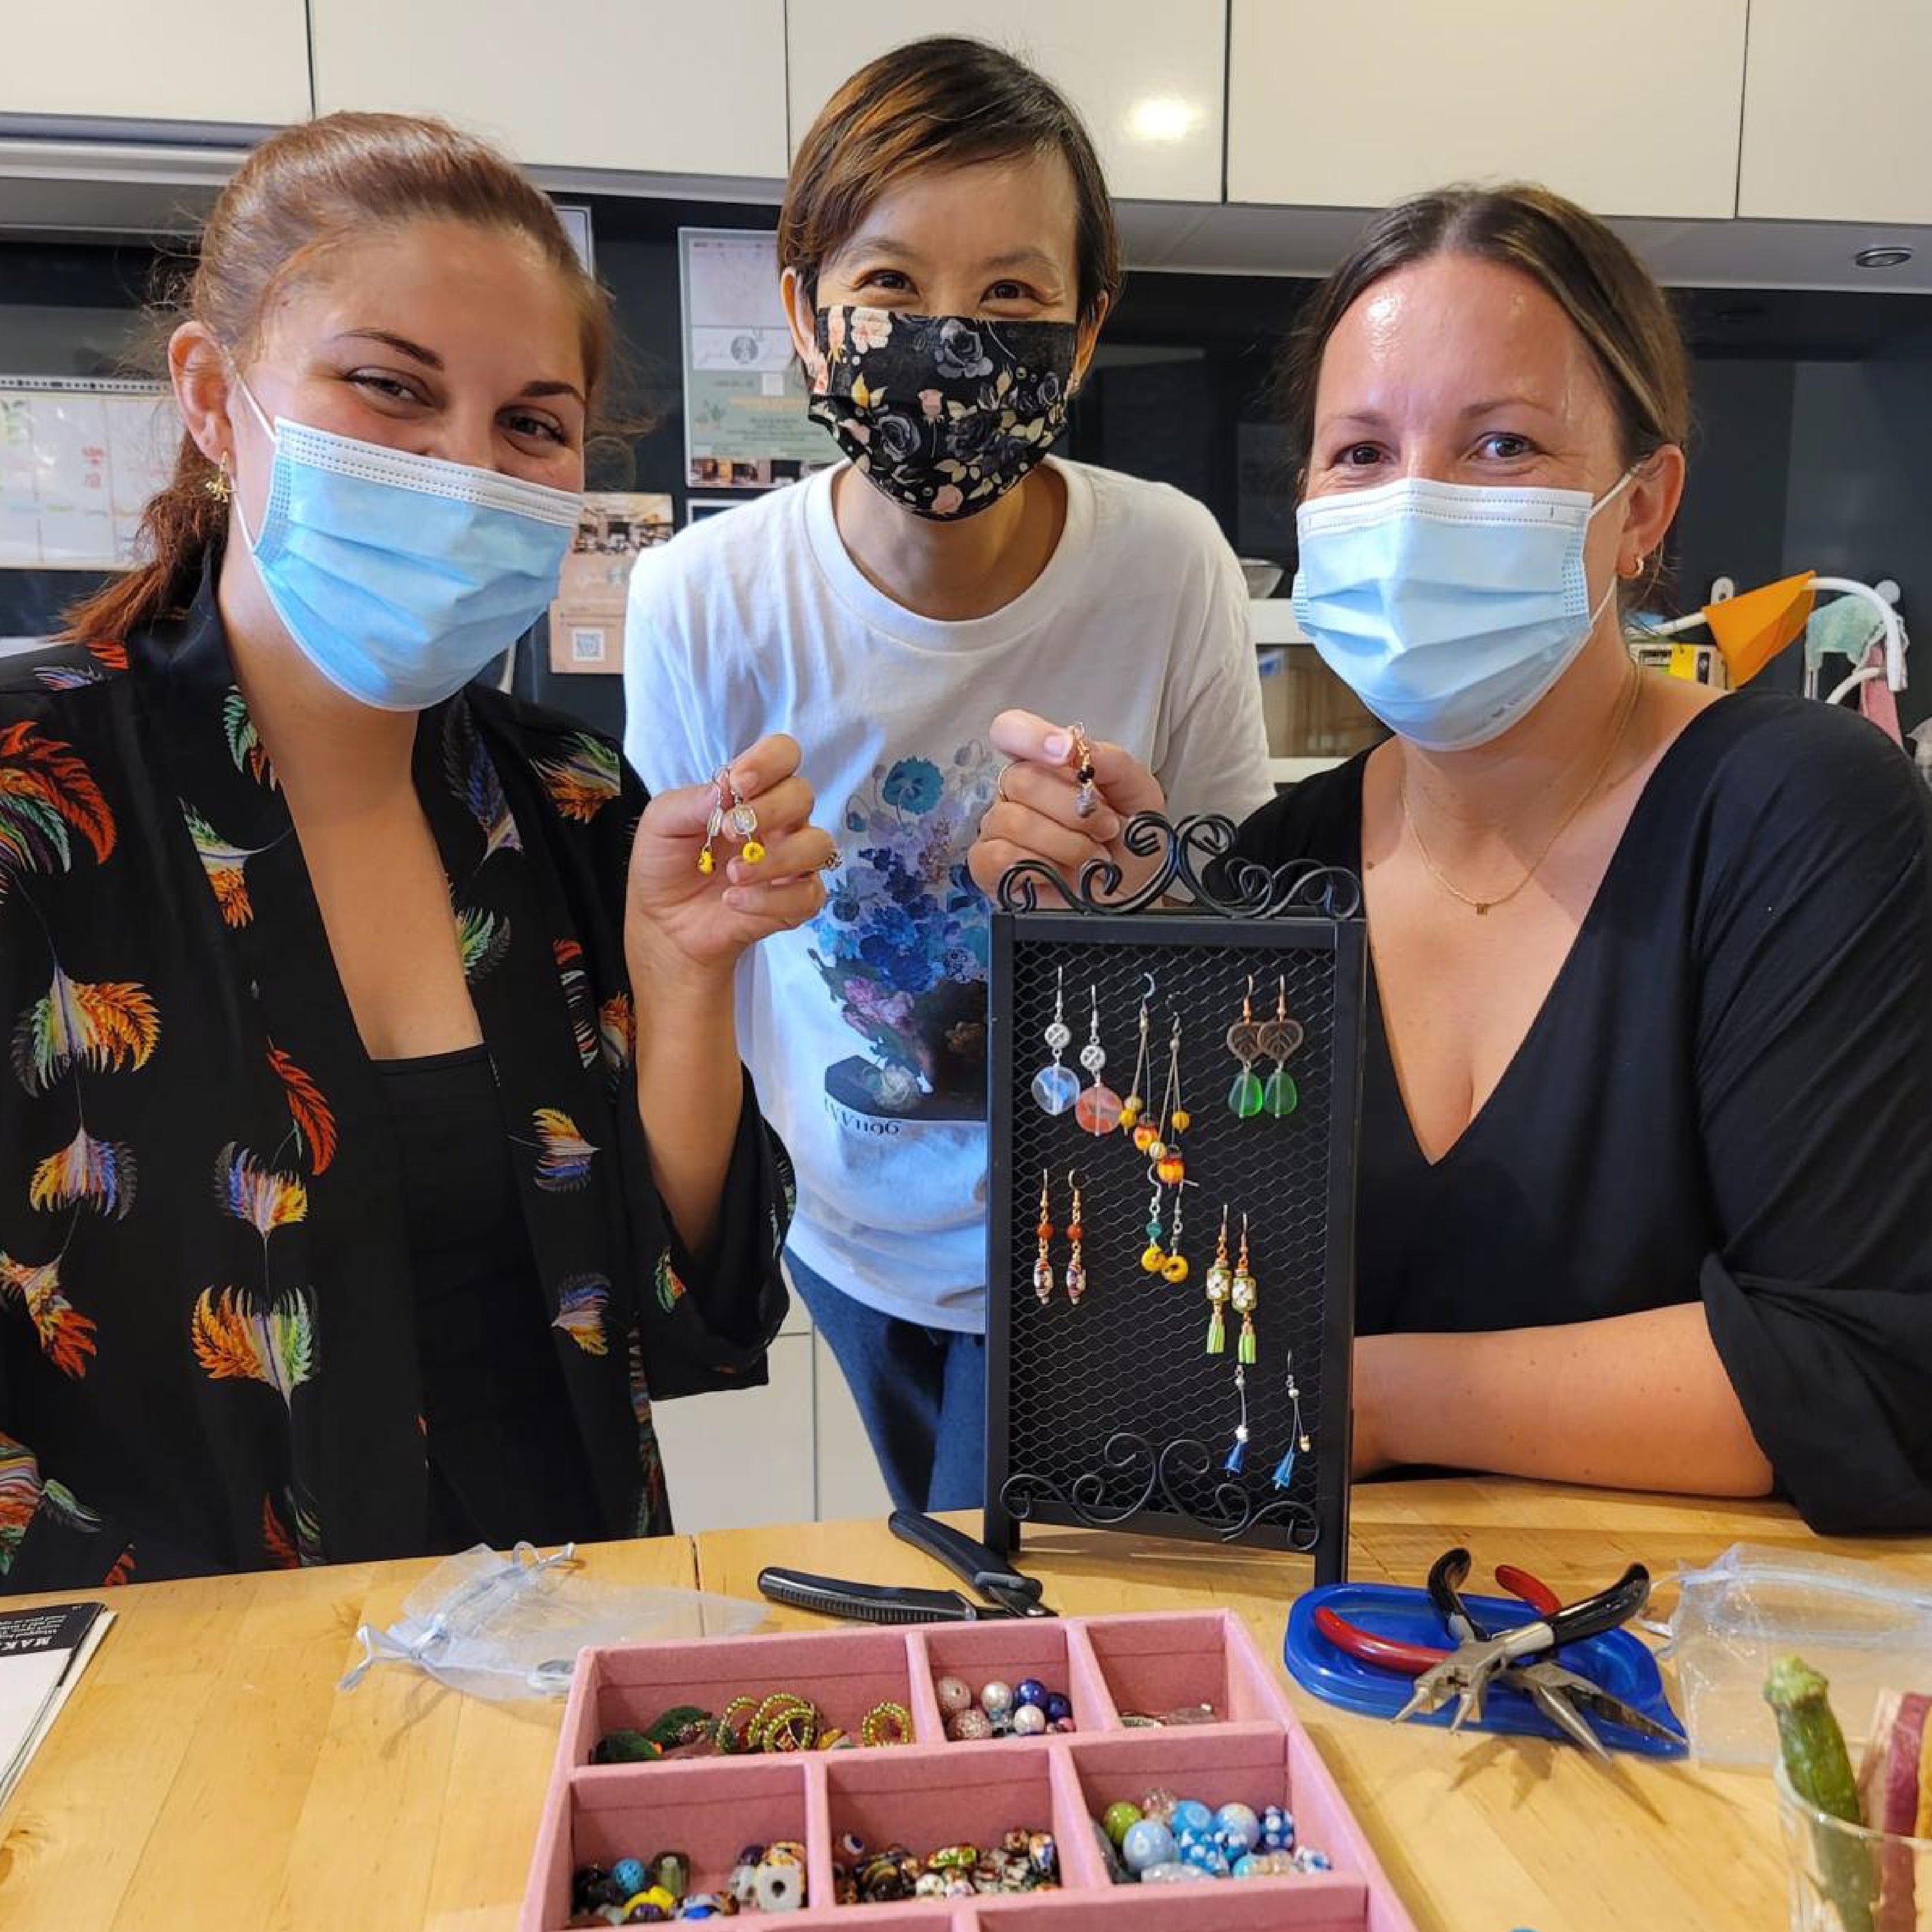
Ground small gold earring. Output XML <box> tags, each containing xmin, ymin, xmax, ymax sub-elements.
<box><xmin>204</xmin><ymin>455</ymin><xmax>232</xmax><ymax>504</ymax></box>
<box><xmin>1624</xmin><ymin>552</ymin><xmax>1647</xmax><ymax>580</ymax></box>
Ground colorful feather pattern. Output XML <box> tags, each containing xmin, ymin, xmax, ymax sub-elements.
<box><xmin>0</xmin><ymin>1251</ymin><xmax>97</xmax><ymax>1378</ymax></box>
<box><xmin>552</xmin><ymin>1273</ymin><xmax>611</xmax><ymax>1355</ymax></box>
<box><xmin>456</xmin><ymin>905</ymin><xmax>511</xmax><ymax>984</ymax></box>
<box><xmin>85</xmin><ymin>640</ymin><xmax>128</xmax><ymax>672</ymax></box>
<box><xmin>536</xmin><ymin>732</ymin><xmax>621</xmax><ymax>823</ymax></box>
<box><xmin>0</xmin><ymin>720</ymin><xmax>116</xmax><ymax>899</ymax></box>
<box><xmin>214</xmin><ymin>1142</ymin><xmax>307</xmax><ymax>1236</ymax></box>
<box><xmin>223</xmin><ymin>688</ymin><xmax>272</xmax><ymax>786</ymax></box>
<box><xmin>0</xmin><ymin>1431</ymin><xmax>102</xmax><ymax>1577</ymax></box>
<box><xmin>12</xmin><ymin>967</ymin><xmax>159</xmax><ymax>1095</ymax></box>
<box><xmin>554</xmin><ymin>939</ymin><xmax>598</xmax><ymax>1068</ymax></box>
<box><xmin>261</xmin><ymin>1492</ymin><xmax>298</xmax><ymax>1569</ymax></box>
<box><xmin>444</xmin><ymin>706</ymin><xmax>522</xmax><ymax>860</ymax></box>
<box><xmin>34</xmin><ymin>665</ymin><xmax>106</xmax><ymax>692</ymax></box>
<box><xmin>102</xmin><ymin>1545</ymin><xmax>135</xmax><ymax>1586</ymax></box>
<box><xmin>654</xmin><ymin>1248</ymin><xmax>688</xmax><ymax>1315</ymax></box>
<box><xmin>191</xmin><ymin>1287</ymin><xmax>317</xmax><ymax>1404</ymax></box>
<box><xmin>180</xmin><ymin>802</ymin><xmax>257</xmax><ymax>927</ymax></box>
<box><xmin>30</xmin><ymin>1126</ymin><xmax>136</xmax><ymax>1220</ymax></box>
<box><xmin>598</xmin><ymin>993</ymin><xmax>634</xmax><ymax>1078</ymax></box>
<box><xmin>267</xmin><ymin>1045</ymin><xmax>336</xmax><ymax>1174</ymax></box>
<box><xmin>531</xmin><ymin>1108</ymin><xmax>596</xmax><ymax>1191</ymax></box>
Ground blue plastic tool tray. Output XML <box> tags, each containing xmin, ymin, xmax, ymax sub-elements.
<box><xmin>1285</xmin><ymin>1582</ymin><xmax>1687</xmax><ymax>1758</ymax></box>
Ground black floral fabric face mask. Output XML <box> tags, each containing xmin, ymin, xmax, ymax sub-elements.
<box><xmin>805</xmin><ymin>307</ymin><xmax>1078</xmax><ymax>520</ymax></box>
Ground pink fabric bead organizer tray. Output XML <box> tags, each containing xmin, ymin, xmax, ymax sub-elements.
<box><xmin>522</xmin><ymin>1608</ymin><xmax>1418</xmax><ymax>1931</ymax></box>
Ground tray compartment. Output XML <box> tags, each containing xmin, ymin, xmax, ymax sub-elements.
<box><xmin>913</xmin><ymin>1621</ymin><xmax>1106</xmax><ymax>1743</ymax></box>
<box><xmin>1077</xmin><ymin>1610</ymin><xmax>1279</xmax><ymax>1727</ymax></box>
<box><xmin>970</xmin><ymin>1885</ymin><xmax>1368</xmax><ymax>1928</ymax></box>
<box><xmin>547</xmin><ymin>1757</ymin><xmax>812</xmax><ymax>1926</ymax></box>
<box><xmin>822</xmin><ymin>1743</ymin><xmax>1084</xmax><ymax>1906</ymax></box>
<box><xmin>576</xmin><ymin>1627</ymin><xmax>931</xmax><ymax>1763</ymax></box>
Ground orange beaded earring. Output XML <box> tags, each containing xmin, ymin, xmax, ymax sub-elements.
<box><xmin>1032</xmin><ymin>1170</ymin><xmax>1055</xmax><ymax>1305</ymax></box>
<box><xmin>1063</xmin><ymin>1170</ymin><xmax>1087</xmax><ymax>1304</ymax></box>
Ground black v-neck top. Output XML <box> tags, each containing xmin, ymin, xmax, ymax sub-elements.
<box><xmin>375</xmin><ymin>1046</ymin><xmax>598</xmax><ymax>1553</ymax></box>
<box><xmin>1227</xmin><ymin>692</ymin><xmax>1932</xmax><ymax>1533</ymax></box>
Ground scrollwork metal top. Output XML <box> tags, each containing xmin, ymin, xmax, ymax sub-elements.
<box><xmin>995</xmin><ymin>811</ymin><xmax>1362</xmax><ymax>920</ymax></box>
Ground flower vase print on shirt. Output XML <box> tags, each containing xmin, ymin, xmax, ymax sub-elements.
<box><xmin>811</xmin><ymin>744</ymin><xmax>1000</xmax><ymax>1122</ymax></box>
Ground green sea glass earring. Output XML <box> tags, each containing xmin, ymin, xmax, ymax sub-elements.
<box><xmin>1225</xmin><ymin>976</ymin><xmax>1264</xmax><ymax>1119</ymax></box>
<box><xmin>1258</xmin><ymin>976</ymin><xmax>1306</xmax><ymax>1119</ymax></box>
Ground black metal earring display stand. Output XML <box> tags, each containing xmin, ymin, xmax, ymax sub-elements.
<box><xmin>983</xmin><ymin>814</ymin><xmax>1365</xmax><ymax>1587</ymax></box>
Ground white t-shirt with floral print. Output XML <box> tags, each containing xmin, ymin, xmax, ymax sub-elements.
<box><xmin>625</xmin><ymin>457</ymin><xmax>1275</xmax><ymax>1331</ymax></box>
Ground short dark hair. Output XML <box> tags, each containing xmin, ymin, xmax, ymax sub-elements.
<box><xmin>779</xmin><ymin>36</ymin><xmax>1122</xmax><ymax>326</ymax></box>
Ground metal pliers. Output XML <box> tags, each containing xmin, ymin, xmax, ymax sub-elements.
<box><xmin>757</xmin><ymin>1512</ymin><xmax>1056</xmax><ymax>1624</ymax></box>
<box><xmin>1315</xmin><ymin>1549</ymin><xmax>1674</xmax><ymax>1759</ymax></box>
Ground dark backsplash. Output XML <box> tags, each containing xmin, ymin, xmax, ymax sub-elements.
<box><xmin>5</xmin><ymin>197</ymin><xmax>1927</xmax><ymax>735</ymax></box>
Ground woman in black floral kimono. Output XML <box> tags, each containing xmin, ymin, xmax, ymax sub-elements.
<box><xmin>0</xmin><ymin>113</ymin><xmax>834</xmax><ymax>1589</ymax></box>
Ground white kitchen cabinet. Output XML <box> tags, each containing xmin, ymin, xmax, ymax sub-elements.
<box><xmin>1740</xmin><ymin>1</ymin><xmax>1932</xmax><ymax>224</ymax></box>
<box><xmin>310</xmin><ymin>0</ymin><xmax>789</xmax><ymax>178</ymax></box>
<box><xmin>651</xmin><ymin>1331</ymin><xmax>815</xmax><ymax>1533</ymax></box>
<box><xmin>4</xmin><ymin>2</ymin><xmax>310</xmax><ymax>126</ymax></box>
<box><xmin>786</xmin><ymin>3</ymin><xmax>1227</xmax><ymax>204</ymax></box>
<box><xmin>1227</xmin><ymin>0</ymin><xmax>1747</xmax><ymax>220</ymax></box>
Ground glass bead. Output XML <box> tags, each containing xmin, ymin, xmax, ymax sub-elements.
<box><xmin>1031</xmin><ymin>1065</ymin><xmax>1080</xmax><ymax>1115</ymax></box>
<box><xmin>741</xmin><ymin>839</ymin><xmax>766</xmax><ymax>865</ymax></box>
<box><xmin>1132</xmin><ymin>1123</ymin><xmax>1159</xmax><ymax>1152</ymax></box>
<box><xmin>1012</xmin><ymin>1702</ymin><xmax>1048</xmax><ymax>1735</ymax></box>
<box><xmin>1215</xmin><ymin>1804</ymin><xmax>1261</xmax><ymax>1853</ymax></box>
<box><xmin>1162</xmin><ymin>1255</ymin><xmax>1189</xmax><ymax>1284</ymax></box>
<box><xmin>936</xmin><ymin>1677</ymin><xmax>971</xmax><ymax>1716</ymax></box>
<box><xmin>1170</xmin><ymin>1108</ymin><xmax>1191</xmax><ymax>1132</ymax></box>
<box><xmin>1264</xmin><ymin>1068</ymin><xmax>1300</xmax><ymax>1117</ymax></box>
<box><xmin>1140</xmin><ymin>1244</ymin><xmax>1166</xmax><ymax>1273</ymax></box>
<box><xmin>1075</xmin><ymin>1083</ymin><xmax>1124</xmax><ymax>1134</ymax></box>
<box><xmin>980</xmin><ymin>1680</ymin><xmax>1014</xmax><ymax>1716</ymax></box>
<box><xmin>726</xmin><ymin>803</ymin><xmax>758</xmax><ymax>838</ymax></box>
<box><xmin>697</xmin><ymin>849</ymin><xmax>715</xmax><ymax>876</ymax></box>
<box><xmin>1156</xmin><ymin>1155</ymin><xmax>1184</xmax><ymax>1184</ymax></box>
<box><xmin>1228</xmin><ymin>1071</ymin><xmax>1265</xmax><ymax>1118</ymax></box>
<box><xmin>611</xmin><ymin>1860</ymin><xmax>647</xmax><ymax>1897</ymax></box>
<box><xmin>1045</xmin><ymin>1693</ymin><xmax>1073</xmax><ymax>1724</ymax></box>
<box><xmin>1064</xmin><ymin>1265</ymin><xmax>1086</xmax><ymax>1303</ymax></box>
<box><xmin>1104</xmin><ymin>1801</ymin><xmax>1142</xmax><ymax>1846</ymax></box>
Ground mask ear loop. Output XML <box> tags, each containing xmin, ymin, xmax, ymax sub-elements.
<box><xmin>1586</xmin><ymin>462</ymin><xmax>1645</xmax><ymax>630</ymax></box>
<box><xmin>224</xmin><ymin>370</ymin><xmax>276</xmax><ymax>553</ymax></box>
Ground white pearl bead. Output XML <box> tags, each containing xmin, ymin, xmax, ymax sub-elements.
<box><xmin>1011</xmin><ymin>1702</ymin><xmax>1048</xmax><ymax>1736</ymax></box>
<box><xmin>980</xmin><ymin>1679</ymin><xmax>1014</xmax><ymax>1716</ymax></box>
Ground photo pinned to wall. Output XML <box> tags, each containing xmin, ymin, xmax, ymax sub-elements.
<box><xmin>0</xmin><ymin>377</ymin><xmax>178</xmax><ymax>569</ymax></box>
<box><xmin>679</xmin><ymin>228</ymin><xmax>833</xmax><ymax>493</ymax></box>
<box><xmin>545</xmin><ymin>491</ymin><xmax>673</xmax><ymax>676</ymax></box>
<box><xmin>686</xmin><ymin>497</ymin><xmax>744</xmax><ymax>527</ymax></box>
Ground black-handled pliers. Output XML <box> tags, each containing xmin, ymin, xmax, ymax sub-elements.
<box><xmin>1393</xmin><ymin>1547</ymin><xmax>1652</xmax><ymax>1738</ymax></box>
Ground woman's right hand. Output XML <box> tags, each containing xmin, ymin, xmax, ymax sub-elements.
<box><xmin>967</xmin><ymin>710</ymin><xmax>1168</xmax><ymax>905</ymax></box>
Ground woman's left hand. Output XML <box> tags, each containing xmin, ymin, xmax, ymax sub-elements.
<box><xmin>625</xmin><ymin>734</ymin><xmax>835</xmax><ymax>980</ymax></box>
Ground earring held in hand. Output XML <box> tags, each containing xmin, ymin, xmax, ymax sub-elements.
<box><xmin>726</xmin><ymin>770</ymin><xmax>764</xmax><ymax>864</ymax></box>
<box><xmin>1070</xmin><ymin>721</ymin><xmax>1099</xmax><ymax>819</ymax></box>
<box><xmin>698</xmin><ymin>768</ymin><xmax>727</xmax><ymax>876</ymax></box>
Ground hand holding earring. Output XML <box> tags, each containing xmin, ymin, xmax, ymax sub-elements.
<box><xmin>627</xmin><ymin>735</ymin><xmax>838</xmax><ymax>975</ymax></box>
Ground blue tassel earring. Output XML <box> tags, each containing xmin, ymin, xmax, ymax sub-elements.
<box><xmin>1270</xmin><ymin>1349</ymin><xmax>1311</xmax><ymax>1490</ymax></box>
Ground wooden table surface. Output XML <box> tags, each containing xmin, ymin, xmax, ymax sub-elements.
<box><xmin>0</xmin><ymin>1478</ymin><xmax>1918</xmax><ymax>1931</ymax></box>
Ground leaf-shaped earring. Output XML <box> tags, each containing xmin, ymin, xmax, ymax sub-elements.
<box><xmin>1226</xmin><ymin>975</ymin><xmax>1264</xmax><ymax>1119</ymax></box>
<box><xmin>1258</xmin><ymin>976</ymin><xmax>1305</xmax><ymax>1119</ymax></box>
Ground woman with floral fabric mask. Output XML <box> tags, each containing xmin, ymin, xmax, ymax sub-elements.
<box><xmin>625</xmin><ymin>37</ymin><xmax>1273</xmax><ymax>1513</ymax></box>
<box><xmin>976</xmin><ymin>184</ymin><xmax>1932</xmax><ymax>1534</ymax></box>
<box><xmin>0</xmin><ymin>112</ymin><xmax>833</xmax><ymax>1589</ymax></box>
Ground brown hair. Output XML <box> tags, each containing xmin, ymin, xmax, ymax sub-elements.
<box><xmin>1278</xmin><ymin>182</ymin><xmax>1690</xmax><ymax>594</ymax></box>
<box><xmin>62</xmin><ymin>111</ymin><xmax>611</xmax><ymax>645</ymax></box>
<box><xmin>779</xmin><ymin>36</ymin><xmax>1122</xmax><ymax>327</ymax></box>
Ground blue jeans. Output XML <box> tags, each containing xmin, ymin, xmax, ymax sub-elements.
<box><xmin>789</xmin><ymin>1255</ymin><xmax>986</xmax><ymax>1514</ymax></box>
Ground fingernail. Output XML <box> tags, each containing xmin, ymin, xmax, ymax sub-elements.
<box><xmin>1043</xmin><ymin>732</ymin><xmax>1070</xmax><ymax>759</ymax></box>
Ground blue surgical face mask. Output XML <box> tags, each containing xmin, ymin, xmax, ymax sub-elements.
<box><xmin>1290</xmin><ymin>469</ymin><xmax>1637</xmax><ymax>752</ymax></box>
<box><xmin>232</xmin><ymin>378</ymin><xmax>579</xmax><ymax>712</ymax></box>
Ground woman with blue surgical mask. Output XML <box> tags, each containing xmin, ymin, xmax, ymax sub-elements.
<box><xmin>0</xmin><ymin>113</ymin><xmax>833</xmax><ymax>1590</ymax></box>
<box><xmin>977</xmin><ymin>184</ymin><xmax>1932</xmax><ymax>1535</ymax></box>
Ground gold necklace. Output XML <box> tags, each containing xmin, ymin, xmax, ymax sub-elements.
<box><xmin>1399</xmin><ymin>665</ymin><xmax>1645</xmax><ymax>916</ymax></box>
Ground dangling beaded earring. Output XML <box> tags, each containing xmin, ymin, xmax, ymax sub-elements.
<box><xmin>1226</xmin><ymin>976</ymin><xmax>1264</xmax><ymax>1119</ymax></box>
<box><xmin>1140</xmin><ymin>1166</ymin><xmax>1168</xmax><ymax>1277</ymax></box>
<box><xmin>1070</xmin><ymin>722</ymin><xmax>1099</xmax><ymax>820</ymax></box>
<box><xmin>1063</xmin><ymin>1170</ymin><xmax>1087</xmax><ymax>1304</ymax></box>
<box><xmin>1119</xmin><ymin>989</ymin><xmax>1151</xmax><ymax>1138</ymax></box>
<box><xmin>1162</xmin><ymin>1182</ymin><xmax>1188</xmax><ymax>1285</ymax></box>
<box><xmin>1231</xmin><ymin>1216</ymin><xmax>1258</xmax><ymax>1365</ymax></box>
<box><xmin>1031</xmin><ymin>968</ymin><xmax>1079</xmax><ymax>1116</ymax></box>
<box><xmin>1074</xmin><ymin>985</ymin><xmax>1123</xmax><ymax>1135</ymax></box>
<box><xmin>1224</xmin><ymin>1362</ymin><xmax>1251</xmax><ymax>1476</ymax></box>
<box><xmin>699</xmin><ymin>770</ymin><xmax>726</xmax><ymax>877</ymax></box>
<box><xmin>726</xmin><ymin>772</ymin><xmax>765</xmax><ymax>865</ymax></box>
<box><xmin>1258</xmin><ymin>977</ymin><xmax>1305</xmax><ymax>1119</ymax></box>
<box><xmin>1205</xmin><ymin>1206</ymin><xmax>1231</xmax><ymax>1354</ymax></box>
<box><xmin>204</xmin><ymin>452</ymin><xmax>233</xmax><ymax>503</ymax></box>
<box><xmin>1271</xmin><ymin>1349</ymin><xmax>1311</xmax><ymax>1491</ymax></box>
<box><xmin>1147</xmin><ymin>1014</ymin><xmax>1188</xmax><ymax>1184</ymax></box>
<box><xmin>1032</xmin><ymin>1170</ymin><xmax>1055</xmax><ymax>1304</ymax></box>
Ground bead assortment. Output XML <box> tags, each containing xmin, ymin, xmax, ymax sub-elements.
<box><xmin>833</xmin><ymin>1826</ymin><xmax>1059</xmax><ymax>1904</ymax></box>
<box><xmin>938</xmin><ymin>1674</ymin><xmax>1076</xmax><ymax>1742</ymax></box>
<box><xmin>596</xmin><ymin>1696</ymin><xmax>914</xmax><ymax>1763</ymax></box>
<box><xmin>571</xmin><ymin>1841</ymin><xmax>807</xmax><ymax>1922</ymax></box>
<box><xmin>1104</xmin><ymin>1790</ymin><xmax>1328</xmax><ymax>1884</ymax></box>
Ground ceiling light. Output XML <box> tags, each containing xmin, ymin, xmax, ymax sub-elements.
<box><xmin>1126</xmin><ymin>97</ymin><xmax>1202</xmax><ymax>145</ymax></box>
<box><xmin>1854</xmin><ymin>245</ymin><xmax>1913</xmax><ymax>269</ymax></box>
